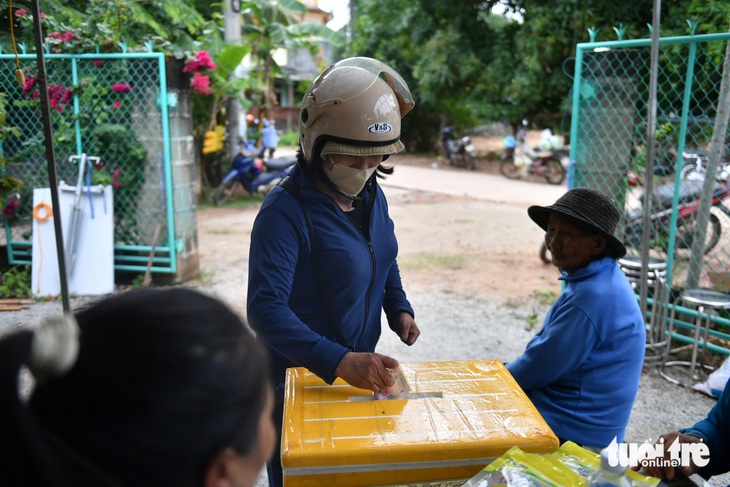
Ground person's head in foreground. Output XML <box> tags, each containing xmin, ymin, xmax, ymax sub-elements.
<box><xmin>528</xmin><ymin>187</ymin><xmax>626</xmax><ymax>274</ymax></box>
<box><xmin>297</xmin><ymin>56</ymin><xmax>415</xmax><ymax>200</ymax></box>
<box><xmin>0</xmin><ymin>288</ymin><xmax>274</xmax><ymax>487</ymax></box>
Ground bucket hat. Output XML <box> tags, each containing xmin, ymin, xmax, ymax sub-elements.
<box><xmin>528</xmin><ymin>187</ymin><xmax>626</xmax><ymax>259</ymax></box>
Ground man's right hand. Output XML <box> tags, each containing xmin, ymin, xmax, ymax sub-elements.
<box><xmin>636</xmin><ymin>432</ymin><xmax>705</xmax><ymax>480</ymax></box>
<box><xmin>335</xmin><ymin>352</ymin><xmax>400</xmax><ymax>394</ymax></box>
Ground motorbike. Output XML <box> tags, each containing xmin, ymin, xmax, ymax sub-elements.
<box><xmin>440</xmin><ymin>126</ymin><xmax>477</xmax><ymax>170</ymax></box>
<box><xmin>539</xmin><ymin>177</ymin><xmax>730</xmax><ymax>264</ymax></box>
<box><xmin>679</xmin><ymin>150</ymin><xmax>730</xmax><ymax>182</ymax></box>
<box><xmin>500</xmin><ymin>126</ymin><xmax>568</xmax><ymax>185</ymax></box>
<box><xmin>213</xmin><ymin>140</ymin><xmax>296</xmax><ymax>205</ymax></box>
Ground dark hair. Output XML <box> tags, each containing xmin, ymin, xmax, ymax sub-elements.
<box><xmin>0</xmin><ymin>288</ymin><xmax>270</xmax><ymax>487</ymax></box>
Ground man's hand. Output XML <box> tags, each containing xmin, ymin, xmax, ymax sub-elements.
<box><xmin>634</xmin><ymin>432</ymin><xmax>705</xmax><ymax>480</ymax></box>
<box><xmin>388</xmin><ymin>311</ymin><xmax>420</xmax><ymax>345</ymax></box>
<box><xmin>335</xmin><ymin>352</ymin><xmax>399</xmax><ymax>394</ymax></box>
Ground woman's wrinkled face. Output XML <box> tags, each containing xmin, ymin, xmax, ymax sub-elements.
<box><xmin>545</xmin><ymin>213</ymin><xmax>607</xmax><ymax>274</ymax></box>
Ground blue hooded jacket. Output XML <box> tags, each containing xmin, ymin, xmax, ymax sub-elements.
<box><xmin>507</xmin><ymin>257</ymin><xmax>645</xmax><ymax>447</ymax></box>
<box><xmin>247</xmin><ymin>164</ymin><xmax>414</xmax><ymax>385</ymax></box>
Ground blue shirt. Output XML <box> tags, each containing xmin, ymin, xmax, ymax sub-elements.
<box><xmin>681</xmin><ymin>386</ymin><xmax>730</xmax><ymax>478</ymax></box>
<box><xmin>507</xmin><ymin>257</ymin><xmax>646</xmax><ymax>447</ymax></box>
<box><xmin>247</xmin><ymin>165</ymin><xmax>414</xmax><ymax>385</ymax></box>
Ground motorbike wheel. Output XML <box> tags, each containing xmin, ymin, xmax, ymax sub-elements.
<box><xmin>213</xmin><ymin>179</ymin><xmax>239</xmax><ymax>206</ymax></box>
<box><xmin>675</xmin><ymin>212</ymin><xmax>722</xmax><ymax>259</ymax></box>
<box><xmin>500</xmin><ymin>159</ymin><xmax>521</xmax><ymax>180</ymax></box>
<box><xmin>539</xmin><ymin>242</ymin><xmax>551</xmax><ymax>265</ymax></box>
<box><xmin>543</xmin><ymin>158</ymin><xmax>566</xmax><ymax>185</ymax></box>
<box><xmin>679</xmin><ymin>163</ymin><xmax>704</xmax><ymax>181</ymax></box>
<box><xmin>464</xmin><ymin>153</ymin><xmax>476</xmax><ymax>170</ymax></box>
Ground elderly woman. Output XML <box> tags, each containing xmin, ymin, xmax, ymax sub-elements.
<box><xmin>507</xmin><ymin>187</ymin><xmax>645</xmax><ymax>449</ymax></box>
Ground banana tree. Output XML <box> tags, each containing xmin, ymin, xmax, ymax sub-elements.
<box><xmin>240</xmin><ymin>0</ymin><xmax>344</xmax><ymax>123</ymax></box>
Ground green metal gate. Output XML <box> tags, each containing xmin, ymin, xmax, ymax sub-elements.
<box><xmin>569</xmin><ymin>29</ymin><xmax>730</xmax><ymax>358</ymax></box>
<box><xmin>0</xmin><ymin>45</ymin><xmax>177</xmax><ymax>274</ymax></box>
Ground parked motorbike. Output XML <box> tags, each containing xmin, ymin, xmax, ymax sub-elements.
<box><xmin>213</xmin><ymin>141</ymin><xmax>296</xmax><ymax>205</ymax></box>
<box><xmin>679</xmin><ymin>150</ymin><xmax>730</xmax><ymax>182</ymax></box>
<box><xmin>500</xmin><ymin>126</ymin><xmax>568</xmax><ymax>185</ymax></box>
<box><xmin>539</xmin><ymin>178</ymin><xmax>730</xmax><ymax>264</ymax></box>
<box><xmin>440</xmin><ymin>126</ymin><xmax>477</xmax><ymax>170</ymax></box>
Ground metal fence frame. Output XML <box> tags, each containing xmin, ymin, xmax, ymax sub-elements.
<box><xmin>0</xmin><ymin>46</ymin><xmax>177</xmax><ymax>275</ymax></box>
<box><xmin>569</xmin><ymin>30</ymin><xmax>730</xmax><ymax>358</ymax></box>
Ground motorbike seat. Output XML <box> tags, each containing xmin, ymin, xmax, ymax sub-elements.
<box><xmin>646</xmin><ymin>180</ymin><xmax>726</xmax><ymax>208</ymax></box>
<box><xmin>265</xmin><ymin>155</ymin><xmax>297</xmax><ymax>171</ymax></box>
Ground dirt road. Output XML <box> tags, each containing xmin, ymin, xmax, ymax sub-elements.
<box><xmin>196</xmin><ymin>159</ymin><xmax>566</xmax><ymax>317</ymax></box>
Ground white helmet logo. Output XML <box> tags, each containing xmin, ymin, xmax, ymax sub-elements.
<box><xmin>368</xmin><ymin>123</ymin><xmax>392</xmax><ymax>135</ymax></box>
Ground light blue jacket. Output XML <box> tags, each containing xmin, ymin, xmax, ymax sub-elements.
<box><xmin>247</xmin><ymin>164</ymin><xmax>413</xmax><ymax>385</ymax></box>
<box><xmin>507</xmin><ymin>257</ymin><xmax>645</xmax><ymax>447</ymax></box>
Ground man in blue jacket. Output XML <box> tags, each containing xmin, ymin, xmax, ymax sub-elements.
<box><xmin>247</xmin><ymin>57</ymin><xmax>420</xmax><ymax>487</ymax></box>
<box><xmin>639</xmin><ymin>387</ymin><xmax>729</xmax><ymax>482</ymax></box>
<box><xmin>507</xmin><ymin>188</ymin><xmax>646</xmax><ymax>449</ymax></box>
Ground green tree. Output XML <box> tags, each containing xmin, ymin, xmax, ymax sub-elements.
<box><xmin>2</xmin><ymin>0</ymin><xmax>208</xmax><ymax>55</ymax></box>
<box><xmin>349</xmin><ymin>0</ymin><xmax>730</xmax><ymax>152</ymax></box>
<box><xmin>240</xmin><ymin>0</ymin><xmax>344</xmax><ymax>122</ymax></box>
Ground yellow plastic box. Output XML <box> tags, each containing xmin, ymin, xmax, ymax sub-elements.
<box><xmin>282</xmin><ymin>359</ymin><xmax>558</xmax><ymax>486</ymax></box>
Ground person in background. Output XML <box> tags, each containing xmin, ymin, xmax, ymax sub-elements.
<box><xmin>261</xmin><ymin>118</ymin><xmax>280</xmax><ymax>160</ymax></box>
<box><xmin>247</xmin><ymin>56</ymin><xmax>420</xmax><ymax>487</ymax></box>
<box><xmin>0</xmin><ymin>288</ymin><xmax>274</xmax><ymax>487</ymax></box>
<box><xmin>637</xmin><ymin>387</ymin><xmax>729</xmax><ymax>482</ymax></box>
<box><xmin>507</xmin><ymin>187</ymin><xmax>645</xmax><ymax>449</ymax></box>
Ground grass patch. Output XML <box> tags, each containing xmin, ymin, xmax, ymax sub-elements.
<box><xmin>399</xmin><ymin>252</ymin><xmax>466</xmax><ymax>271</ymax></box>
<box><xmin>198</xmin><ymin>193</ymin><xmax>265</xmax><ymax>210</ymax></box>
<box><xmin>532</xmin><ymin>289</ymin><xmax>558</xmax><ymax>306</ymax></box>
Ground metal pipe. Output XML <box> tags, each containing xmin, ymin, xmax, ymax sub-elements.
<box><xmin>30</xmin><ymin>0</ymin><xmax>70</xmax><ymax>311</ymax></box>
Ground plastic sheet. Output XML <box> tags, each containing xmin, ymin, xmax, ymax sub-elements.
<box><xmin>282</xmin><ymin>360</ymin><xmax>559</xmax><ymax>486</ymax></box>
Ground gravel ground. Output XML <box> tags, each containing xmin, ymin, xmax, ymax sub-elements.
<box><xmin>2</xmin><ymin>292</ymin><xmax>728</xmax><ymax>486</ymax></box>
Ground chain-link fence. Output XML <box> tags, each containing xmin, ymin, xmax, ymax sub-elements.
<box><xmin>0</xmin><ymin>48</ymin><xmax>177</xmax><ymax>274</ymax></box>
<box><xmin>569</xmin><ymin>30</ymin><xmax>730</xmax><ymax>363</ymax></box>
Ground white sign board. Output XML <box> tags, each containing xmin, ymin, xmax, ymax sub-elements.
<box><xmin>31</xmin><ymin>185</ymin><xmax>115</xmax><ymax>297</ymax></box>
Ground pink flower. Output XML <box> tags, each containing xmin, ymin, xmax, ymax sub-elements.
<box><xmin>15</xmin><ymin>9</ymin><xmax>27</xmax><ymax>17</ymax></box>
<box><xmin>111</xmin><ymin>83</ymin><xmax>131</xmax><ymax>93</ymax></box>
<box><xmin>183</xmin><ymin>50</ymin><xmax>216</xmax><ymax>73</ymax></box>
<box><xmin>112</xmin><ymin>101</ymin><xmax>122</xmax><ymax>109</ymax></box>
<box><xmin>21</xmin><ymin>76</ymin><xmax>37</xmax><ymax>93</ymax></box>
<box><xmin>191</xmin><ymin>73</ymin><xmax>213</xmax><ymax>95</ymax></box>
<box><xmin>39</xmin><ymin>12</ymin><xmax>45</xmax><ymax>19</ymax></box>
<box><xmin>93</xmin><ymin>59</ymin><xmax>105</xmax><ymax>67</ymax></box>
<box><xmin>47</xmin><ymin>31</ymin><xmax>76</xmax><ymax>43</ymax></box>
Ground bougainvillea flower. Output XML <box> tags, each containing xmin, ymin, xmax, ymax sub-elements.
<box><xmin>48</xmin><ymin>31</ymin><xmax>76</xmax><ymax>42</ymax></box>
<box><xmin>111</xmin><ymin>83</ymin><xmax>132</xmax><ymax>93</ymax></box>
<box><xmin>183</xmin><ymin>50</ymin><xmax>217</xmax><ymax>73</ymax></box>
<box><xmin>191</xmin><ymin>72</ymin><xmax>213</xmax><ymax>95</ymax></box>
<box><xmin>93</xmin><ymin>59</ymin><xmax>105</xmax><ymax>67</ymax></box>
<box><xmin>21</xmin><ymin>76</ymin><xmax>37</xmax><ymax>93</ymax></box>
<box><xmin>15</xmin><ymin>9</ymin><xmax>27</xmax><ymax>17</ymax></box>
<box><xmin>112</xmin><ymin>101</ymin><xmax>122</xmax><ymax>109</ymax></box>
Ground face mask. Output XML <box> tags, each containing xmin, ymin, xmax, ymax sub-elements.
<box><xmin>325</xmin><ymin>158</ymin><xmax>378</xmax><ymax>196</ymax></box>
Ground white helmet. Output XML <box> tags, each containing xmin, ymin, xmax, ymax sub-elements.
<box><xmin>299</xmin><ymin>57</ymin><xmax>415</xmax><ymax>161</ymax></box>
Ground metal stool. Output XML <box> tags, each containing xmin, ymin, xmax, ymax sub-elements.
<box><xmin>618</xmin><ymin>256</ymin><xmax>669</xmax><ymax>365</ymax></box>
<box><xmin>659</xmin><ymin>289</ymin><xmax>730</xmax><ymax>387</ymax></box>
